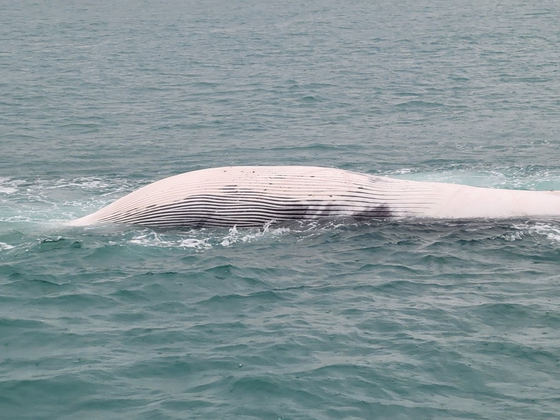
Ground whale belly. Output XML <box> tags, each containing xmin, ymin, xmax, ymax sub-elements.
<box><xmin>68</xmin><ymin>166</ymin><xmax>560</xmax><ymax>228</ymax></box>
<box><xmin>68</xmin><ymin>166</ymin><xmax>445</xmax><ymax>228</ymax></box>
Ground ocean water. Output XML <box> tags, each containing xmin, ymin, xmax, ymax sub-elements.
<box><xmin>1</xmin><ymin>0</ymin><xmax>560</xmax><ymax>418</ymax></box>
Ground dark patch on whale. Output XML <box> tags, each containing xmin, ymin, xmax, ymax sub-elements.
<box><xmin>353</xmin><ymin>204</ymin><xmax>393</xmax><ymax>221</ymax></box>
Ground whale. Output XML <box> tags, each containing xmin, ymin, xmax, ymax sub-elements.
<box><xmin>68</xmin><ymin>166</ymin><xmax>560</xmax><ymax>228</ymax></box>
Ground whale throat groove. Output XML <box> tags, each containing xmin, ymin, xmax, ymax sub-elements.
<box><xmin>68</xmin><ymin>166</ymin><xmax>560</xmax><ymax>228</ymax></box>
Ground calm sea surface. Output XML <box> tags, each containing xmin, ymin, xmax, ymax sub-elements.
<box><xmin>1</xmin><ymin>1</ymin><xmax>560</xmax><ymax>418</ymax></box>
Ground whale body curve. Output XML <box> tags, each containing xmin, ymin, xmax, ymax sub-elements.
<box><xmin>68</xmin><ymin>166</ymin><xmax>560</xmax><ymax>228</ymax></box>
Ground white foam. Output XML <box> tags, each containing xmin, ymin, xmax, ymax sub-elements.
<box><xmin>179</xmin><ymin>238</ymin><xmax>210</xmax><ymax>248</ymax></box>
<box><xmin>220</xmin><ymin>226</ymin><xmax>239</xmax><ymax>247</ymax></box>
<box><xmin>219</xmin><ymin>222</ymin><xmax>296</xmax><ymax>247</ymax></box>
<box><xmin>0</xmin><ymin>186</ymin><xmax>17</xmax><ymax>194</ymax></box>
<box><xmin>502</xmin><ymin>230</ymin><xmax>525</xmax><ymax>242</ymax></box>
<box><xmin>509</xmin><ymin>222</ymin><xmax>560</xmax><ymax>243</ymax></box>
<box><xmin>0</xmin><ymin>242</ymin><xmax>15</xmax><ymax>250</ymax></box>
<box><xmin>51</xmin><ymin>177</ymin><xmax>135</xmax><ymax>196</ymax></box>
<box><xmin>0</xmin><ymin>178</ymin><xmax>24</xmax><ymax>195</ymax></box>
<box><xmin>129</xmin><ymin>231</ymin><xmax>211</xmax><ymax>250</ymax></box>
<box><xmin>526</xmin><ymin>223</ymin><xmax>560</xmax><ymax>242</ymax></box>
<box><xmin>124</xmin><ymin>222</ymin><xmax>298</xmax><ymax>250</ymax></box>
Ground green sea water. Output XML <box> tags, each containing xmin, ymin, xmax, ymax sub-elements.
<box><xmin>1</xmin><ymin>0</ymin><xmax>560</xmax><ymax>418</ymax></box>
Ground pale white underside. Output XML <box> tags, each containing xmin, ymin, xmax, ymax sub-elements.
<box><xmin>69</xmin><ymin>166</ymin><xmax>560</xmax><ymax>227</ymax></box>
